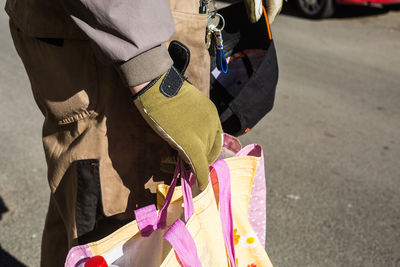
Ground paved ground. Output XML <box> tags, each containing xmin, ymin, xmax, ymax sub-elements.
<box><xmin>0</xmin><ymin>2</ymin><xmax>399</xmax><ymax>266</ymax></box>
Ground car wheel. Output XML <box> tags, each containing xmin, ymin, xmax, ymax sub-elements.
<box><xmin>296</xmin><ymin>0</ymin><xmax>335</xmax><ymax>18</ymax></box>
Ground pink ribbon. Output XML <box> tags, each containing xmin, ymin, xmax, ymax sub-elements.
<box><xmin>134</xmin><ymin>157</ymin><xmax>236</xmax><ymax>267</ymax></box>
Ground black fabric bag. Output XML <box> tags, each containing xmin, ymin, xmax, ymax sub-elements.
<box><xmin>210</xmin><ymin>2</ymin><xmax>279</xmax><ymax>136</ymax></box>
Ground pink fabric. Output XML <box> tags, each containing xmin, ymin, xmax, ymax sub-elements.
<box><xmin>157</xmin><ymin>159</ymin><xmax>181</xmax><ymax>229</ymax></box>
<box><xmin>222</xmin><ymin>134</ymin><xmax>242</xmax><ymax>154</ymax></box>
<box><xmin>236</xmin><ymin>144</ymin><xmax>267</xmax><ymax>247</ymax></box>
<box><xmin>65</xmin><ymin>153</ymin><xmax>241</xmax><ymax>267</ymax></box>
<box><xmin>222</xmin><ymin>134</ymin><xmax>267</xmax><ymax>247</ymax></box>
<box><xmin>210</xmin><ymin>159</ymin><xmax>237</xmax><ymax>267</ymax></box>
<box><xmin>134</xmin><ymin>204</ymin><xmax>158</xmax><ymax>237</ymax></box>
<box><xmin>188</xmin><ymin>172</ymin><xmax>196</xmax><ymax>187</ymax></box>
<box><xmin>181</xmin><ymin>163</ymin><xmax>194</xmax><ymax>222</ymax></box>
<box><xmin>250</xmin><ymin>149</ymin><xmax>267</xmax><ymax>247</ymax></box>
<box><xmin>64</xmin><ymin>244</ymin><xmax>92</xmax><ymax>267</ymax></box>
<box><xmin>135</xmin><ymin>158</ymin><xmax>187</xmax><ymax>234</ymax></box>
<box><xmin>221</xmin><ymin>134</ymin><xmax>267</xmax><ymax>247</ymax></box>
<box><xmin>165</xmin><ymin>158</ymin><xmax>238</xmax><ymax>267</ymax></box>
<box><xmin>164</xmin><ymin>220</ymin><xmax>202</xmax><ymax>267</ymax></box>
<box><xmin>134</xmin><ymin>158</ymin><xmax>201</xmax><ymax>267</ymax></box>
<box><xmin>135</xmin><ymin>158</ymin><xmax>237</xmax><ymax>267</ymax></box>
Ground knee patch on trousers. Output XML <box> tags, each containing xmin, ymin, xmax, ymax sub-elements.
<box><xmin>76</xmin><ymin>159</ymin><xmax>104</xmax><ymax>239</ymax></box>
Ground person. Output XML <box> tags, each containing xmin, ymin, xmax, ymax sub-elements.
<box><xmin>6</xmin><ymin>0</ymin><xmax>282</xmax><ymax>265</ymax></box>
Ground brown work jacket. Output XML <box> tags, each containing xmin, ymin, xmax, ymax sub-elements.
<box><xmin>7</xmin><ymin>0</ymin><xmax>210</xmax><ymax>265</ymax></box>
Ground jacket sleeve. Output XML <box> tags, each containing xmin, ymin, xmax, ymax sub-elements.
<box><xmin>62</xmin><ymin>0</ymin><xmax>176</xmax><ymax>86</ymax></box>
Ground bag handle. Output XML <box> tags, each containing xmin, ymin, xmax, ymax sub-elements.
<box><xmin>164</xmin><ymin>159</ymin><xmax>236</xmax><ymax>267</ymax></box>
<box><xmin>181</xmin><ymin>163</ymin><xmax>195</xmax><ymax>222</ymax></box>
<box><xmin>210</xmin><ymin>159</ymin><xmax>237</xmax><ymax>267</ymax></box>
<box><xmin>135</xmin><ymin>158</ymin><xmax>201</xmax><ymax>266</ymax></box>
<box><xmin>135</xmin><ymin>158</ymin><xmax>237</xmax><ymax>267</ymax></box>
<box><xmin>134</xmin><ymin>158</ymin><xmax>194</xmax><ymax>234</ymax></box>
<box><xmin>157</xmin><ymin>158</ymin><xmax>195</xmax><ymax>226</ymax></box>
<box><xmin>164</xmin><ymin>219</ymin><xmax>202</xmax><ymax>267</ymax></box>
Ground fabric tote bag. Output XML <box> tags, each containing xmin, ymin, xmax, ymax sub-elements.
<box><xmin>65</xmin><ymin>134</ymin><xmax>272</xmax><ymax>267</ymax></box>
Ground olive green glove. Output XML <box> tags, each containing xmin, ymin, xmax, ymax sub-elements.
<box><xmin>244</xmin><ymin>0</ymin><xmax>283</xmax><ymax>24</ymax></box>
<box><xmin>133</xmin><ymin>67</ymin><xmax>223</xmax><ymax>190</ymax></box>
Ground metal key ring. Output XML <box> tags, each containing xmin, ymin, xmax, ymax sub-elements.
<box><xmin>208</xmin><ymin>13</ymin><xmax>225</xmax><ymax>32</ymax></box>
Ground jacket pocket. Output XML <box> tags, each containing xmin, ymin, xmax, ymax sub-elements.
<box><xmin>10</xmin><ymin>21</ymin><xmax>99</xmax><ymax>125</ymax></box>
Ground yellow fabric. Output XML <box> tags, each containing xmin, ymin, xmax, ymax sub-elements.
<box><xmin>158</xmin><ymin>156</ymin><xmax>273</xmax><ymax>267</ymax></box>
<box><xmin>161</xmin><ymin>184</ymin><xmax>228</xmax><ymax>266</ymax></box>
<box><xmin>225</xmin><ymin>157</ymin><xmax>273</xmax><ymax>267</ymax></box>
<box><xmin>78</xmin><ymin>155</ymin><xmax>272</xmax><ymax>266</ymax></box>
<box><xmin>89</xmin><ymin>221</ymin><xmax>141</xmax><ymax>257</ymax></box>
<box><xmin>157</xmin><ymin>184</ymin><xmax>184</xmax><ymax>210</ymax></box>
<box><xmin>80</xmin><ymin>184</ymin><xmax>226</xmax><ymax>266</ymax></box>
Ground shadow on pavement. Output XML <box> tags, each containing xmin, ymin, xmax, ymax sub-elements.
<box><xmin>281</xmin><ymin>1</ymin><xmax>397</xmax><ymax>19</ymax></box>
<box><xmin>0</xmin><ymin>197</ymin><xmax>9</xmax><ymax>220</ymax></box>
<box><xmin>0</xmin><ymin>198</ymin><xmax>26</xmax><ymax>266</ymax></box>
<box><xmin>0</xmin><ymin>246</ymin><xmax>27</xmax><ymax>267</ymax></box>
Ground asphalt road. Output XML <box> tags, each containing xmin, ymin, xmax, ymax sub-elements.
<box><xmin>0</xmin><ymin>2</ymin><xmax>399</xmax><ymax>267</ymax></box>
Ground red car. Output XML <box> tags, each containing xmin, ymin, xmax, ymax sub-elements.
<box><xmin>296</xmin><ymin>0</ymin><xmax>400</xmax><ymax>18</ymax></box>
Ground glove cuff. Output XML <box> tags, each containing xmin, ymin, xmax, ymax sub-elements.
<box><xmin>132</xmin><ymin>66</ymin><xmax>185</xmax><ymax>100</ymax></box>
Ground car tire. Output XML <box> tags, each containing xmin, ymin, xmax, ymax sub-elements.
<box><xmin>295</xmin><ymin>0</ymin><xmax>335</xmax><ymax>18</ymax></box>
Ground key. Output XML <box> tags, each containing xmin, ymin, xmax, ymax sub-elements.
<box><xmin>207</xmin><ymin>14</ymin><xmax>220</xmax><ymax>32</ymax></box>
<box><xmin>206</xmin><ymin>13</ymin><xmax>219</xmax><ymax>51</ymax></box>
<box><xmin>207</xmin><ymin>13</ymin><xmax>225</xmax><ymax>32</ymax></box>
<box><xmin>206</xmin><ymin>12</ymin><xmax>225</xmax><ymax>50</ymax></box>
<box><xmin>206</xmin><ymin>28</ymin><xmax>213</xmax><ymax>49</ymax></box>
<box><xmin>206</xmin><ymin>13</ymin><xmax>220</xmax><ymax>50</ymax></box>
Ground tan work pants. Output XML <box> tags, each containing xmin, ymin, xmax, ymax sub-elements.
<box><xmin>10</xmin><ymin>3</ymin><xmax>210</xmax><ymax>266</ymax></box>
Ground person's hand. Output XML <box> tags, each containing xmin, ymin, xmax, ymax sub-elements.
<box><xmin>130</xmin><ymin>81</ymin><xmax>150</xmax><ymax>95</ymax></box>
<box><xmin>132</xmin><ymin>67</ymin><xmax>223</xmax><ymax>190</ymax></box>
<box><xmin>244</xmin><ymin>0</ymin><xmax>283</xmax><ymax>24</ymax></box>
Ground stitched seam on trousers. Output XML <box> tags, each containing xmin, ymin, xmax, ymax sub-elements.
<box><xmin>58</xmin><ymin>110</ymin><xmax>96</xmax><ymax>125</ymax></box>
